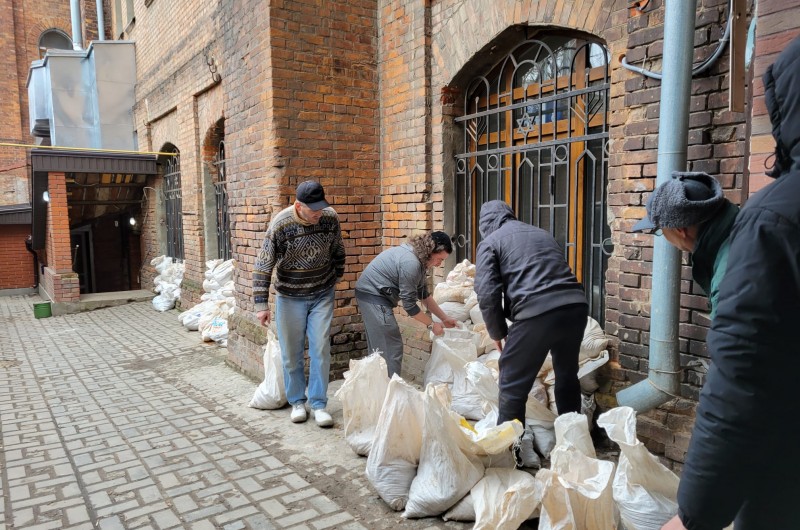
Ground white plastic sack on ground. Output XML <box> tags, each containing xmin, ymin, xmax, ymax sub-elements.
<box><xmin>403</xmin><ymin>385</ymin><xmax>485</xmax><ymax>518</ymax></box>
<box><xmin>581</xmin><ymin>317</ymin><xmax>609</xmax><ymax>361</ymax></box>
<box><xmin>554</xmin><ymin>412</ymin><xmax>597</xmax><ymax>458</ymax></box>
<box><xmin>536</xmin><ymin>446</ymin><xmax>616</xmax><ymax>530</ymax></box>
<box><xmin>366</xmin><ymin>376</ymin><xmax>425</xmax><ymax>511</ymax></box>
<box><xmin>525</xmin><ymin>390</ymin><xmax>558</xmax><ymax>457</ymax></box>
<box><xmin>178</xmin><ymin>300</ymin><xmax>219</xmax><ymax>331</ymax></box>
<box><xmin>199</xmin><ymin>304</ymin><xmax>229</xmax><ymax>342</ymax></box>
<box><xmin>473</xmin><ymin>468</ymin><xmax>539</xmax><ymax>530</ymax></box>
<box><xmin>579</xmin><ymin>350</ymin><xmax>610</xmax><ymax>393</ymax></box>
<box><xmin>423</xmin><ymin>334</ymin><xmax>477</xmax><ymax>388</ymax></box>
<box><xmin>545</xmin><ymin>350</ymin><xmax>610</xmax><ymax>387</ymax></box>
<box><xmin>450</xmin><ymin>359</ymin><xmax>496</xmax><ymax>420</ymax></box>
<box><xmin>597</xmin><ymin>407</ymin><xmax>679</xmax><ymax>530</ymax></box>
<box><xmin>204</xmin><ymin>316</ymin><xmax>228</xmax><ymax>345</ymax></box>
<box><xmin>152</xmin><ymin>293</ymin><xmax>176</xmax><ymax>311</ymax></box>
<box><xmin>248</xmin><ymin>330</ymin><xmax>287</xmax><ymax>409</ymax></box>
<box><xmin>211</xmin><ymin>259</ymin><xmax>235</xmax><ymax>285</ymax></box>
<box><xmin>204</xmin><ymin>259</ymin><xmax>223</xmax><ymax>277</ymax></box>
<box><xmin>477</xmin><ymin>350</ymin><xmax>501</xmax><ymax>372</ymax></box>
<box><xmin>443</xmin><ymin>493</ymin><xmax>475</xmax><ymax>522</ymax></box>
<box><xmin>334</xmin><ymin>353</ymin><xmax>390</xmax><ymax>457</ymax></box>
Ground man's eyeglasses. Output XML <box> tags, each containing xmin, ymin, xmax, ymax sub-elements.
<box><xmin>645</xmin><ymin>228</ymin><xmax>663</xmax><ymax>236</ymax></box>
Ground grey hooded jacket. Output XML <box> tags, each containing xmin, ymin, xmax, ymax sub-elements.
<box><xmin>474</xmin><ymin>200</ymin><xmax>587</xmax><ymax>341</ymax></box>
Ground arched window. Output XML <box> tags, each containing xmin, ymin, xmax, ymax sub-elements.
<box><xmin>455</xmin><ymin>35</ymin><xmax>611</xmax><ymax>322</ymax></box>
<box><xmin>212</xmin><ymin>138</ymin><xmax>231</xmax><ymax>260</ymax></box>
<box><xmin>38</xmin><ymin>29</ymin><xmax>72</xmax><ymax>57</ymax></box>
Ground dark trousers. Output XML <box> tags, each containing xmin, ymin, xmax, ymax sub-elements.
<box><xmin>497</xmin><ymin>303</ymin><xmax>588</xmax><ymax>425</ymax></box>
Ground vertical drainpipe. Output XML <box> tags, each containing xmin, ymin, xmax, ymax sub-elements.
<box><xmin>616</xmin><ymin>0</ymin><xmax>698</xmax><ymax>412</ymax></box>
<box><xmin>96</xmin><ymin>0</ymin><xmax>106</xmax><ymax>41</ymax></box>
<box><xmin>70</xmin><ymin>0</ymin><xmax>83</xmax><ymax>50</ymax></box>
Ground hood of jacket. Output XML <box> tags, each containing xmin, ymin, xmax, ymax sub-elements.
<box><xmin>764</xmin><ymin>35</ymin><xmax>800</xmax><ymax>177</ymax></box>
<box><xmin>479</xmin><ymin>200</ymin><xmax>516</xmax><ymax>238</ymax></box>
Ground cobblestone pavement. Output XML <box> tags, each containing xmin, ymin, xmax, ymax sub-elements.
<box><xmin>0</xmin><ymin>296</ymin><xmax>467</xmax><ymax>530</ymax></box>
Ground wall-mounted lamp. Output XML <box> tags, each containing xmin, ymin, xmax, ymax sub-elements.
<box><xmin>129</xmin><ymin>216</ymin><xmax>137</xmax><ymax>226</ymax></box>
<box><xmin>42</xmin><ymin>191</ymin><xmax>50</xmax><ymax>203</ymax></box>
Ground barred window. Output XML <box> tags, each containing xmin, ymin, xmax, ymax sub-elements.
<box><xmin>454</xmin><ymin>35</ymin><xmax>612</xmax><ymax>322</ymax></box>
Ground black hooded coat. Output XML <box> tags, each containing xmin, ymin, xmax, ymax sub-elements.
<box><xmin>677</xmin><ymin>36</ymin><xmax>800</xmax><ymax>530</ymax></box>
<box><xmin>474</xmin><ymin>200</ymin><xmax>586</xmax><ymax>341</ymax></box>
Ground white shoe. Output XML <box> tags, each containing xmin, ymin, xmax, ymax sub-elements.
<box><xmin>290</xmin><ymin>404</ymin><xmax>307</xmax><ymax>423</ymax></box>
<box><xmin>314</xmin><ymin>408</ymin><xmax>333</xmax><ymax>428</ymax></box>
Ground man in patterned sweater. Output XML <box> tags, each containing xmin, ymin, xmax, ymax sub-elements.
<box><xmin>254</xmin><ymin>181</ymin><xmax>345</xmax><ymax>427</ymax></box>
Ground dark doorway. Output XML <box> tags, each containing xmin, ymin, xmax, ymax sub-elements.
<box><xmin>70</xmin><ymin>225</ymin><xmax>95</xmax><ymax>294</ymax></box>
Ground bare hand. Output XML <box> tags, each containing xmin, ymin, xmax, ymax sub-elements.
<box><xmin>432</xmin><ymin>322</ymin><xmax>445</xmax><ymax>336</ymax></box>
<box><xmin>442</xmin><ymin>317</ymin><xmax>458</xmax><ymax>328</ymax></box>
<box><xmin>257</xmin><ymin>309</ymin><xmax>271</xmax><ymax>326</ymax></box>
<box><xmin>661</xmin><ymin>515</ymin><xmax>687</xmax><ymax>530</ymax></box>
<box><xmin>494</xmin><ymin>339</ymin><xmax>504</xmax><ymax>353</ymax></box>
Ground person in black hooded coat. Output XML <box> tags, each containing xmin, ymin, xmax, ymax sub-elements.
<box><xmin>663</xmin><ymin>35</ymin><xmax>800</xmax><ymax>530</ymax></box>
<box><xmin>474</xmin><ymin>200</ymin><xmax>588</xmax><ymax>425</ymax></box>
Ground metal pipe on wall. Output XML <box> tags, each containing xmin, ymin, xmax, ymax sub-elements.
<box><xmin>616</xmin><ymin>0</ymin><xmax>699</xmax><ymax>412</ymax></box>
<box><xmin>96</xmin><ymin>0</ymin><xmax>106</xmax><ymax>41</ymax></box>
<box><xmin>70</xmin><ymin>0</ymin><xmax>83</xmax><ymax>50</ymax></box>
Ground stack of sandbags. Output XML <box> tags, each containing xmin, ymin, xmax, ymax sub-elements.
<box><xmin>177</xmin><ymin>259</ymin><xmax>236</xmax><ymax>347</ymax></box>
<box><xmin>151</xmin><ymin>255</ymin><xmax>184</xmax><ymax>311</ymax></box>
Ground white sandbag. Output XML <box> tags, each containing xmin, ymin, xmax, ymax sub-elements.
<box><xmin>536</xmin><ymin>447</ymin><xmax>616</xmax><ymax>530</ymax></box>
<box><xmin>473</xmin><ymin>468</ymin><xmax>539</xmax><ymax>530</ymax></box>
<box><xmin>527</xmin><ymin>419</ymin><xmax>557</xmax><ymax>459</ymax></box>
<box><xmin>178</xmin><ymin>300</ymin><xmax>219</xmax><ymax>331</ymax></box>
<box><xmin>451</xmin><ymin>360</ymin><xmax>496</xmax><ymax>420</ymax></box>
<box><xmin>442</xmin><ymin>494</ymin><xmax>475</xmax><ymax>522</ymax></box>
<box><xmin>554</xmin><ymin>412</ymin><xmax>596</xmax><ymax>458</ymax></box>
<box><xmin>581</xmin><ymin>317</ymin><xmax>609</xmax><ymax>361</ymax></box>
<box><xmin>404</xmin><ymin>385</ymin><xmax>484</xmax><ymax>518</ymax></box>
<box><xmin>463</xmin><ymin>290</ymin><xmax>479</xmax><ymax>312</ymax></box>
<box><xmin>248</xmin><ymin>330</ymin><xmax>287</xmax><ymax>409</ymax></box>
<box><xmin>151</xmin><ymin>255</ymin><xmax>171</xmax><ymax>274</ymax></box>
<box><xmin>203</xmin><ymin>278</ymin><xmax>221</xmax><ymax>293</ymax></box>
<box><xmin>423</xmin><ymin>335</ymin><xmax>477</xmax><ymax>388</ymax></box>
<box><xmin>220</xmin><ymin>280</ymin><xmax>235</xmax><ymax>298</ymax></box>
<box><xmin>203</xmin><ymin>316</ymin><xmax>229</xmax><ymax>344</ymax></box>
<box><xmin>469</xmin><ymin>303</ymin><xmax>485</xmax><ymax>325</ymax></box>
<box><xmin>333</xmin><ymin>353</ymin><xmax>390</xmax><ymax>456</ymax></box>
<box><xmin>537</xmin><ymin>352</ymin><xmax>554</xmax><ymax>377</ymax></box>
<box><xmin>597</xmin><ymin>407</ymin><xmax>679</xmax><ymax>530</ymax></box>
<box><xmin>477</xmin><ymin>350</ymin><xmax>501</xmax><ymax>373</ymax></box>
<box><xmin>432</xmin><ymin>301</ymin><xmax>470</xmax><ymax>322</ymax></box>
<box><xmin>462</xmin><ymin>410</ymin><xmax>523</xmax><ymax>456</ymax></box>
<box><xmin>579</xmin><ymin>350</ymin><xmax>610</xmax><ymax>393</ymax></box>
<box><xmin>366</xmin><ymin>376</ymin><xmax>425</xmax><ymax>511</ymax></box>
<box><xmin>581</xmin><ymin>393</ymin><xmax>597</xmax><ymax>419</ymax></box>
<box><xmin>530</xmin><ymin>377</ymin><xmax>549</xmax><ymax>408</ymax></box>
<box><xmin>198</xmin><ymin>303</ymin><xmax>229</xmax><ymax>342</ymax></box>
<box><xmin>547</xmin><ymin>384</ymin><xmax>559</xmax><ymax>415</ymax></box>
<box><xmin>152</xmin><ymin>293</ymin><xmax>176</xmax><ymax>312</ymax></box>
<box><xmin>204</xmin><ymin>259</ymin><xmax>224</xmax><ymax>278</ymax></box>
<box><xmin>433</xmin><ymin>282</ymin><xmax>473</xmax><ymax>304</ymax></box>
<box><xmin>211</xmin><ymin>259</ymin><xmax>235</xmax><ymax>285</ymax></box>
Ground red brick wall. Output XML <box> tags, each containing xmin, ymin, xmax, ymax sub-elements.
<box><xmin>747</xmin><ymin>0</ymin><xmax>800</xmax><ymax>195</ymax></box>
<box><xmin>42</xmin><ymin>171</ymin><xmax>79</xmax><ymax>302</ymax></box>
<box><xmin>0</xmin><ymin>225</ymin><xmax>35</xmax><ymax>290</ymax></box>
<box><xmin>126</xmin><ymin>0</ymin><xmax>380</xmax><ymax>379</ymax></box>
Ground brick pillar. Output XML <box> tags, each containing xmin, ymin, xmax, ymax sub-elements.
<box><xmin>42</xmin><ymin>171</ymin><xmax>80</xmax><ymax>302</ymax></box>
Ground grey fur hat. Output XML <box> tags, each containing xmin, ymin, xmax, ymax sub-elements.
<box><xmin>632</xmin><ymin>172</ymin><xmax>725</xmax><ymax>232</ymax></box>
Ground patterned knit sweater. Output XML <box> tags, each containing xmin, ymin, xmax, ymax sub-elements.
<box><xmin>253</xmin><ymin>205</ymin><xmax>345</xmax><ymax>311</ymax></box>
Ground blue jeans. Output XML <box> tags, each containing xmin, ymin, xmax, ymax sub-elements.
<box><xmin>275</xmin><ymin>288</ymin><xmax>334</xmax><ymax>410</ymax></box>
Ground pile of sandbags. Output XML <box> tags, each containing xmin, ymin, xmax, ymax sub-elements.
<box><xmin>177</xmin><ymin>258</ymin><xmax>236</xmax><ymax>347</ymax></box>
<box><xmin>426</xmin><ymin>259</ymin><xmax>611</xmax><ymax>450</ymax></box>
<box><xmin>151</xmin><ymin>255</ymin><xmax>184</xmax><ymax>311</ymax></box>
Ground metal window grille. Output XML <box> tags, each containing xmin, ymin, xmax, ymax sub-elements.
<box><xmin>212</xmin><ymin>141</ymin><xmax>232</xmax><ymax>261</ymax></box>
<box><xmin>163</xmin><ymin>151</ymin><xmax>184</xmax><ymax>261</ymax></box>
<box><xmin>455</xmin><ymin>37</ymin><xmax>613</xmax><ymax>322</ymax></box>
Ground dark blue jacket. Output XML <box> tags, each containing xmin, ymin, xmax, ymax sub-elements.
<box><xmin>474</xmin><ymin>200</ymin><xmax>586</xmax><ymax>341</ymax></box>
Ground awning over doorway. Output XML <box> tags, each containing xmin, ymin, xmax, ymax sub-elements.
<box><xmin>30</xmin><ymin>149</ymin><xmax>158</xmax><ymax>249</ymax></box>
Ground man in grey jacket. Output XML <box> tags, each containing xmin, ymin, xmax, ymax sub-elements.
<box><xmin>474</xmin><ymin>200</ymin><xmax>588</xmax><ymax>424</ymax></box>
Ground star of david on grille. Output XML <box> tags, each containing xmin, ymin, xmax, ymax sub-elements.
<box><xmin>517</xmin><ymin>111</ymin><xmax>535</xmax><ymax>134</ymax></box>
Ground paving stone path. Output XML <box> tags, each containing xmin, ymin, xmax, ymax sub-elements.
<box><xmin>0</xmin><ymin>296</ymin><xmax>464</xmax><ymax>530</ymax></box>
